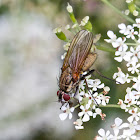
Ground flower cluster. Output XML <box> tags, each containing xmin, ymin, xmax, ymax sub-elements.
<box><xmin>99</xmin><ymin>17</ymin><xmax>140</xmax><ymax>139</ymax></box>
<box><xmin>95</xmin><ymin>117</ymin><xmax>140</xmax><ymax>140</ymax></box>
<box><xmin>54</xmin><ymin>2</ymin><xmax>140</xmax><ymax>136</ymax></box>
<box><xmin>59</xmin><ymin>74</ymin><xmax>110</xmax><ymax>129</ymax></box>
<box><xmin>124</xmin><ymin>0</ymin><xmax>139</xmax><ymax>16</ymax></box>
<box><xmin>54</xmin><ymin>4</ymin><xmax>112</xmax><ymax>129</ymax></box>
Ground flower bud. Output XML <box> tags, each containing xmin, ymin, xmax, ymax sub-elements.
<box><xmin>65</xmin><ymin>24</ymin><xmax>70</xmax><ymax>30</ymax></box>
<box><xmin>67</xmin><ymin>3</ymin><xmax>73</xmax><ymax>13</ymax></box>
<box><xmin>53</xmin><ymin>27</ymin><xmax>67</xmax><ymax>41</ymax></box>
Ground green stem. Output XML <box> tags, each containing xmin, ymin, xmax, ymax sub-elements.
<box><xmin>125</xmin><ymin>43</ymin><xmax>138</xmax><ymax>45</ymax></box>
<box><xmin>101</xmin><ymin>0</ymin><xmax>135</xmax><ymax>23</ymax></box>
<box><xmin>99</xmin><ymin>104</ymin><xmax>121</xmax><ymax>108</ymax></box>
<box><xmin>136</xmin><ymin>6</ymin><xmax>140</xmax><ymax>11</ymax></box>
<box><xmin>74</xmin><ymin>103</ymin><xmax>80</xmax><ymax>109</ymax></box>
<box><xmin>96</xmin><ymin>45</ymin><xmax>115</xmax><ymax>53</ymax></box>
<box><xmin>133</xmin><ymin>104</ymin><xmax>140</xmax><ymax>111</ymax></box>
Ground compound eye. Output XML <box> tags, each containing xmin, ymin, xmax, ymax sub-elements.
<box><xmin>63</xmin><ymin>94</ymin><xmax>70</xmax><ymax>101</ymax></box>
<box><xmin>57</xmin><ymin>91</ymin><xmax>60</xmax><ymax>96</ymax></box>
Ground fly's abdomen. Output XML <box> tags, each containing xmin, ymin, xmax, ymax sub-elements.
<box><xmin>59</xmin><ymin>67</ymin><xmax>73</xmax><ymax>92</ymax></box>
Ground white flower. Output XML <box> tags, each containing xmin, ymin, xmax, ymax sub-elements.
<box><xmin>53</xmin><ymin>27</ymin><xmax>61</xmax><ymax>33</ymax></box>
<box><xmin>110</xmin><ymin>131</ymin><xmax>121</xmax><ymax>140</ymax></box>
<box><xmin>98</xmin><ymin>94</ymin><xmax>110</xmax><ymax>106</ymax></box>
<box><xmin>118</xmin><ymin>23</ymin><xmax>133</xmax><ymax>35</ymax></box>
<box><xmin>103</xmin><ymin>86</ymin><xmax>110</xmax><ymax>93</ymax></box>
<box><xmin>133</xmin><ymin>75</ymin><xmax>140</xmax><ymax>91</ymax></box>
<box><xmin>122</xmin><ymin>130</ymin><xmax>136</xmax><ymax>140</ymax></box>
<box><xmin>66</xmin><ymin>3</ymin><xmax>73</xmax><ymax>13</ymax></box>
<box><xmin>128</xmin><ymin>108</ymin><xmax>140</xmax><ymax>122</ymax></box>
<box><xmin>126</xmin><ymin>0</ymin><xmax>133</xmax><ymax>3</ymax></box>
<box><xmin>96</xmin><ymin>129</ymin><xmax>113</xmax><ymax>140</ymax></box>
<box><xmin>78</xmin><ymin>91</ymin><xmax>85</xmax><ymax>102</ymax></box>
<box><xmin>80</xmin><ymin>16</ymin><xmax>89</xmax><ymax>26</ymax></box>
<box><xmin>104</xmin><ymin>31</ymin><xmax>118</xmax><ymax>48</ymax></box>
<box><xmin>113</xmin><ymin>67</ymin><xmax>130</xmax><ymax>84</ymax></box>
<box><xmin>93</xmin><ymin>108</ymin><xmax>102</xmax><ymax>118</ymax></box>
<box><xmin>126</xmin><ymin>29</ymin><xmax>138</xmax><ymax>40</ymax></box>
<box><xmin>78</xmin><ymin>105</ymin><xmax>93</xmax><ymax>122</ymax></box>
<box><xmin>126</xmin><ymin>60</ymin><xmax>135</xmax><ymax>69</ymax></box>
<box><xmin>59</xmin><ymin>104</ymin><xmax>75</xmax><ymax>120</ymax></box>
<box><xmin>118</xmin><ymin>99</ymin><xmax>127</xmax><ymax>110</ymax></box>
<box><xmin>111</xmin><ymin>117</ymin><xmax>126</xmax><ymax>135</ymax></box>
<box><xmin>124</xmin><ymin>87</ymin><xmax>137</xmax><ymax>106</ymax></box>
<box><xmin>133</xmin><ymin>10</ymin><xmax>138</xmax><ymax>16</ymax></box>
<box><xmin>61</xmin><ymin>52</ymin><xmax>67</xmax><ymax>60</ymax></box>
<box><xmin>73</xmin><ymin>119</ymin><xmax>84</xmax><ymax>130</ymax></box>
<box><xmin>124</xmin><ymin>9</ymin><xmax>130</xmax><ymax>15</ymax></box>
<box><xmin>79</xmin><ymin>79</ymin><xmax>86</xmax><ymax>91</ymax></box>
<box><xmin>87</xmin><ymin>79</ymin><xmax>104</xmax><ymax>91</ymax></box>
<box><xmin>132</xmin><ymin>90</ymin><xmax>140</xmax><ymax>100</ymax></box>
<box><xmin>133</xmin><ymin>18</ymin><xmax>140</xmax><ymax>28</ymax></box>
<box><xmin>114</xmin><ymin>45</ymin><xmax>129</xmax><ymax>62</ymax></box>
<box><xmin>128</xmin><ymin>46</ymin><xmax>140</xmax><ymax>63</ymax></box>
<box><xmin>63</xmin><ymin>42</ymin><xmax>70</xmax><ymax>51</ymax></box>
<box><xmin>126</xmin><ymin>117</ymin><xmax>140</xmax><ymax>134</ymax></box>
<box><xmin>92</xmin><ymin>92</ymin><xmax>101</xmax><ymax>105</ymax></box>
<box><xmin>110</xmin><ymin>37</ymin><xmax>127</xmax><ymax>49</ymax></box>
<box><xmin>65</xmin><ymin>24</ymin><xmax>70</xmax><ymax>30</ymax></box>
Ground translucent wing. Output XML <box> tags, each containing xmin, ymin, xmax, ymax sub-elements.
<box><xmin>62</xmin><ymin>30</ymin><xmax>93</xmax><ymax>73</ymax></box>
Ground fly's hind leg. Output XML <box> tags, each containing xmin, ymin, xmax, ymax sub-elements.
<box><xmin>84</xmin><ymin>79</ymin><xmax>99</xmax><ymax>106</ymax></box>
<box><xmin>74</xmin><ymin>85</ymin><xmax>79</xmax><ymax>97</ymax></box>
<box><xmin>81</xmin><ymin>69</ymin><xmax>120</xmax><ymax>84</ymax></box>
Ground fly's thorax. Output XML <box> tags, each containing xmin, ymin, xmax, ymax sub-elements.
<box><xmin>59</xmin><ymin>67</ymin><xmax>74</xmax><ymax>92</ymax></box>
<box><xmin>72</xmin><ymin>72</ymin><xmax>80</xmax><ymax>82</ymax></box>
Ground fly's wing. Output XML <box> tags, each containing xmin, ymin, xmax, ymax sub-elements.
<box><xmin>62</xmin><ymin>30</ymin><xmax>83</xmax><ymax>72</ymax></box>
<box><xmin>62</xmin><ymin>30</ymin><xmax>93</xmax><ymax>73</ymax></box>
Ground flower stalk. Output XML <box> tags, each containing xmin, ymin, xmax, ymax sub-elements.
<box><xmin>101</xmin><ymin>0</ymin><xmax>135</xmax><ymax>23</ymax></box>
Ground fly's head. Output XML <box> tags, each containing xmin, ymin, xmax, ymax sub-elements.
<box><xmin>57</xmin><ymin>90</ymin><xmax>70</xmax><ymax>102</ymax></box>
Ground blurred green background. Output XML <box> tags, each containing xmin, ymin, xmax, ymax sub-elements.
<box><xmin>0</xmin><ymin>0</ymin><xmax>131</xmax><ymax>140</ymax></box>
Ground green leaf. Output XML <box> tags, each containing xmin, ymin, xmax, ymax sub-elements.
<box><xmin>56</xmin><ymin>32</ymin><xmax>67</xmax><ymax>41</ymax></box>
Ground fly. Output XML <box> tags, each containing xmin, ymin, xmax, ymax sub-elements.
<box><xmin>57</xmin><ymin>30</ymin><xmax>97</xmax><ymax>105</ymax></box>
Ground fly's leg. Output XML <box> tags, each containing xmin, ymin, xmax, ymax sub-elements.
<box><xmin>74</xmin><ymin>86</ymin><xmax>81</xmax><ymax>106</ymax></box>
<box><xmin>60</xmin><ymin>100</ymin><xmax>73</xmax><ymax>109</ymax></box>
<box><xmin>80</xmin><ymin>69</ymin><xmax>95</xmax><ymax>80</ymax></box>
<box><xmin>74</xmin><ymin>86</ymin><xmax>79</xmax><ymax>97</ymax></box>
<box><xmin>81</xmin><ymin>69</ymin><xmax>120</xmax><ymax>84</ymax></box>
<box><xmin>84</xmin><ymin>79</ymin><xmax>99</xmax><ymax>106</ymax></box>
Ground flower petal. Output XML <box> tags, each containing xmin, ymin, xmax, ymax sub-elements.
<box><xmin>82</xmin><ymin>114</ymin><xmax>90</xmax><ymax>122</ymax></box>
<box><xmin>59</xmin><ymin>113</ymin><xmax>68</xmax><ymax>121</ymax></box>
<box><xmin>98</xmin><ymin>128</ymin><xmax>105</xmax><ymax>137</ymax></box>
<box><xmin>115</xmin><ymin>117</ymin><xmax>122</xmax><ymax>126</ymax></box>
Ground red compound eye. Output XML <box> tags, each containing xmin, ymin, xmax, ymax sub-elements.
<box><xmin>57</xmin><ymin>91</ymin><xmax>60</xmax><ymax>96</ymax></box>
<box><xmin>63</xmin><ymin>94</ymin><xmax>70</xmax><ymax>101</ymax></box>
